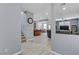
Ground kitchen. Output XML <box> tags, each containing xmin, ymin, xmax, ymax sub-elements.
<box><xmin>56</xmin><ymin>18</ymin><xmax>79</xmax><ymax>35</ymax></box>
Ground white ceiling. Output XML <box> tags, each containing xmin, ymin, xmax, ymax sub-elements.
<box><xmin>21</xmin><ymin>3</ymin><xmax>51</xmax><ymax>21</ymax></box>
<box><xmin>22</xmin><ymin>3</ymin><xmax>51</xmax><ymax>14</ymax></box>
<box><xmin>21</xmin><ymin>3</ymin><xmax>79</xmax><ymax>20</ymax></box>
<box><xmin>53</xmin><ymin>3</ymin><xmax>79</xmax><ymax>19</ymax></box>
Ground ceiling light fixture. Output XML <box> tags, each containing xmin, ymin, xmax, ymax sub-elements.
<box><xmin>62</xmin><ymin>7</ymin><xmax>66</xmax><ymax>10</ymax></box>
<box><xmin>61</xmin><ymin>3</ymin><xmax>66</xmax><ymax>11</ymax></box>
<box><xmin>21</xmin><ymin>11</ymin><xmax>24</xmax><ymax>15</ymax></box>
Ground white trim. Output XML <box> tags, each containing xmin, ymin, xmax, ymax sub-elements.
<box><xmin>27</xmin><ymin>37</ymin><xmax>34</xmax><ymax>42</ymax></box>
<box><xmin>50</xmin><ymin>50</ymin><xmax>61</xmax><ymax>55</ymax></box>
<box><xmin>13</xmin><ymin>50</ymin><xmax>22</xmax><ymax>55</ymax></box>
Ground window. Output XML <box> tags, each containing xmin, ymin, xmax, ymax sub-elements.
<box><xmin>43</xmin><ymin>23</ymin><xmax>47</xmax><ymax>29</ymax></box>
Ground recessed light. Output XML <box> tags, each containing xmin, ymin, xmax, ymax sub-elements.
<box><xmin>21</xmin><ymin>11</ymin><xmax>24</xmax><ymax>15</ymax></box>
<box><xmin>45</xmin><ymin>12</ymin><xmax>48</xmax><ymax>15</ymax></box>
<box><xmin>62</xmin><ymin>7</ymin><xmax>66</xmax><ymax>10</ymax></box>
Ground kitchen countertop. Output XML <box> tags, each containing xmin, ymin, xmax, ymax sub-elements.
<box><xmin>56</xmin><ymin>30</ymin><xmax>79</xmax><ymax>35</ymax></box>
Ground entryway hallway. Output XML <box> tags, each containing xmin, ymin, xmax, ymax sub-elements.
<box><xmin>21</xmin><ymin>33</ymin><xmax>52</xmax><ymax>55</ymax></box>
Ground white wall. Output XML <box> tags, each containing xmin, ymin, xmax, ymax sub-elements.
<box><xmin>0</xmin><ymin>4</ymin><xmax>21</xmax><ymax>55</ymax></box>
<box><xmin>51</xmin><ymin>3</ymin><xmax>79</xmax><ymax>55</ymax></box>
<box><xmin>21</xmin><ymin>11</ymin><xmax>34</xmax><ymax>39</ymax></box>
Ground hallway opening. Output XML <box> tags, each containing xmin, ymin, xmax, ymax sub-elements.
<box><xmin>21</xmin><ymin>3</ymin><xmax>52</xmax><ymax>55</ymax></box>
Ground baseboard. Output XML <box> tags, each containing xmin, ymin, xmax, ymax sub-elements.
<box><xmin>13</xmin><ymin>50</ymin><xmax>22</xmax><ymax>55</ymax></box>
<box><xmin>50</xmin><ymin>50</ymin><xmax>61</xmax><ymax>55</ymax></box>
<box><xmin>27</xmin><ymin>37</ymin><xmax>34</xmax><ymax>41</ymax></box>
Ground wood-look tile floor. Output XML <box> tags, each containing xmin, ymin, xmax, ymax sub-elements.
<box><xmin>21</xmin><ymin>33</ymin><xmax>52</xmax><ymax>55</ymax></box>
